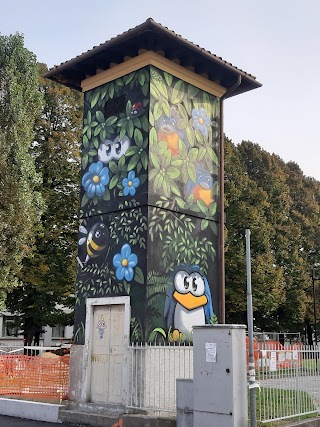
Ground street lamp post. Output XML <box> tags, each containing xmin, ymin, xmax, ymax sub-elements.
<box><xmin>312</xmin><ymin>268</ymin><xmax>320</xmax><ymax>346</ymax></box>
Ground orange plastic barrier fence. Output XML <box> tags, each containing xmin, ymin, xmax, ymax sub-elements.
<box><xmin>0</xmin><ymin>354</ymin><xmax>69</xmax><ymax>401</ymax></box>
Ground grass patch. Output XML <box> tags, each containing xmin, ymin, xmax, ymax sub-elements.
<box><xmin>248</xmin><ymin>387</ymin><xmax>318</xmax><ymax>426</ymax></box>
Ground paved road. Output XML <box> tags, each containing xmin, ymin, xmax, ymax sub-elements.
<box><xmin>0</xmin><ymin>415</ymin><xmax>81</xmax><ymax>427</ymax></box>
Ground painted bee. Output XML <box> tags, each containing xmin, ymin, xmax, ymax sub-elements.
<box><xmin>78</xmin><ymin>222</ymin><xmax>109</xmax><ymax>264</ymax></box>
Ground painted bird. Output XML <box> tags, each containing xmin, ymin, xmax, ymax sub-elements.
<box><xmin>78</xmin><ymin>222</ymin><xmax>109</xmax><ymax>264</ymax></box>
<box><xmin>164</xmin><ymin>265</ymin><xmax>214</xmax><ymax>337</ymax></box>
<box><xmin>185</xmin><ymin>166</ymin><xmax>214</xmax><ymax>207</ymax></box>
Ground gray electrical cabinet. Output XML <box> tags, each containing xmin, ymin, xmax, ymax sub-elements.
<box><xmin>192</xmin><ymin>324</ymin><xmax>248</xmax><ymax>427</ymax></box>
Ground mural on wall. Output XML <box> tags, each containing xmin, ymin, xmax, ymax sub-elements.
<box><xmin>140</xmin><ymin>67</ymin><xmax>220</xmax><ymax>343</ymax></box>
<box><xmin>74</xmin><ymin>65</ymin><xmax>220</xmax><ymax>345</ymax></box>
<box><xmin>148</xmin><ymin>66</ymin><xmax>220</xmax><ymax>222</ymax></box>
<box><xmin>79</xmin><ymin>67</ymin><xmax>150</xmax><ymax>219</ymax></box>
<box><xmin>74</xmin><ymin>68</ymin><xmax>150</xmax><ymax>344</ymax></box>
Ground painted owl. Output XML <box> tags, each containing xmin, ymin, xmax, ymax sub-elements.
<box><xmin>98</xmin><ymin>135</ymin><xmax>130</xmax><ymax>163</ymax></box>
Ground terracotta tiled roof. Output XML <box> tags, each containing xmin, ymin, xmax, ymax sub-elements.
<box><xmin>45</xmin><ymin>18</ymin><xmax>261</xmax><ymax>96</ymax></box>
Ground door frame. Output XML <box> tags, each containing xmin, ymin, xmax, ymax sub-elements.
<box><xmin>83</xmin><ymin>296</ymin><xmax>131</xmax><ymax>405</ymax></box>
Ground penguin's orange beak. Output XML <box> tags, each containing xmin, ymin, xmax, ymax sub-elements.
<box><xmin>173</xmin><ymin>291</ymin><xmax>207</xmax><ymax>311</ymax></box>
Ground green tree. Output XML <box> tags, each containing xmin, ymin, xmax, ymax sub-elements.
<box><xmin>5</xmin><ymin>64</ymin><xmax>83</xmax><ymax>344</ymax></box>
<box><xmin>0</xmin><ymin>33</ymin><xmax>44</xmax><ymax>307</ymax></box>
<box><xmin>224</xmin><ymin>138</ymin><xmax>284</xmax><ymax>328</ymax></box>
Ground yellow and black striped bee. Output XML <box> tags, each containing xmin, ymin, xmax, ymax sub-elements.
<box><xmin>78</xmin><ymin>222</ymin><xmax>109</xmax><ymax>264</ymax></box>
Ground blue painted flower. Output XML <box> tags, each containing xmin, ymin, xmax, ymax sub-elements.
<box><xmin>122</xmin><ymin>171</ymin><xmax>140</xmax><ymax>196</ymax></box>
<box><xmin>82</xmin><ymin>161</ymin><xmax>109</xmax><ymax>198</ymax></box>
<box><xmin>113</xmin><ymin>244</ymin><xmax>138</xmax><ymax>281</ymax></box>
<box><xmin>192</xmin><ymin>108</ymin><xmax>211</xmax><ymax>136</ymax></box>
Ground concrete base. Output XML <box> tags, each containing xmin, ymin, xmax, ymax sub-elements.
<box><xmin>69</xmin><ymin>343</ymin><xmax>87</xmax><ymax>403</ymax></box>
<box><xmin>0</xmin><ymin>398</ymin><xmax>64</xmax><ymax>423</ymax></box>
<box><xmin>59</xmin><ymin>409</ymin><xmax>176</xmax><ymax>427</ymax></box>
<box><xmin>285</xmin><ymin>418</ymin><xmax>320</xmax><ymax>427</ymax></box>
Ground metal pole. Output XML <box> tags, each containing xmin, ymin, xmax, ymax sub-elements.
<box><xmin>312</xmin><ymin>268</ymin><xmax>318</xmax><ymax>346</ymax></box>
<box><xmin>246</xmin><ymin>229</ymin><xmax>256</xmax><ymax>427</ymax></box>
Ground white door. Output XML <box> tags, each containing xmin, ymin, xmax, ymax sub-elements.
<box><xmin>90</xmin><ymin>304</ymin><xmax>125</xmax><ymax>404</ymax></box>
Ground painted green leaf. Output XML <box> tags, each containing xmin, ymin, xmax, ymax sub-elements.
<box><xmin>212</xmin><ymin>181</ymin><xmax>219</xmax><ymax>195</ymax></box>
<box><xmin>202</xmin><ymin>92</ymin><xmax>211</xmax><ymax>117</ymax></box>
<box><xmin>101</xmin><ymin>85</ymin><xmax>109</xmax><ymax>100</ymax></box>
<box><xmin>210</xmin><ymin>203</ymin><xmax>217</xmax><ymax>216</ymax></box>
<box><xmin>178</xmin><ymin>139</ymin><xmax>188</xmax><ymax>158</ymax></box>
<box><xmin>188</xmin><ymin>84</ymin><xmax>200</xmax><ymax>98</ymax></box>
<box><xmin>83</xmin><ymin>135</ymin><xmax>89</xmax><ymax>148</ymax></box>
<box><xmin>103</xmin><ymin>189</ymin><xmax>111</xmax><ymax>201</ymax></box>
<box><xmin>96</xmin><ymin>111</ymin><xmax>105</xmax><ymax>124</ymax></box>
<box><xmin>141</xmin><ymin>115</ymin><xmax>149</xmax><ymax>132</ymax></box>
<box><xmin>171</xmin><ymin>80</ymin><xmax>185</xmax><ymax>104</ymax></box>
<box><xmin>177</xmin><ymin>104</ymin><xmax>188</xmax><ymax>121</ymax></box>
<box><xmin>87</xmin><ymin>111</ymin><xmax>92</xmax><ymax>124</ymax></box>
<box><xmin>171</xmin><ymin>159</ymin><xmax>183</xmax><ymax>167</ymax></box>
<box><xmin>118</xmin><ymin>155</ymin><xmax>126</xmax><ymax>170</ymax></box>
<box><xmin>109</xmin><ymin>175</ymin><xmax>119</xmax><ymax>190</ymax></box>
<box><xmin>88</xmin><ymin>149</ymin><xmax>97</xmax><ymax>156</ymax></box>
<box><xmin>133</xmin><ymin>117</ymin><xmax>142</xmax><ymax>129</ymax></box>
<box><xmin>162</xmin><ymin>177</ymin><xmax>171</xmax><ymax>197</ymax></box>
<box><xmin>150</xmin><ymin>152</ymin><xmax>160</xmax><ymax>168</ymax></box>
<box><xmin>126</xmin><ymin>100</ymin><xmax>132</xmax><ymax>117</ymax></box>
<box><xmin>125</xmin><ymin>73</ymin><xmax>135</xmax><ymax>85</ymax></box>
<box><xmin>93</xmin><ymin>138</ymin><xmax>100</xmax><ymax>149</ymax></box>
<box><xmin>116</xmin><ymin>78</ymin><xmax>124</xmax><ymax>87</ymax></box>
<box><xmin>125</xmin><ymin>146</ymin><xmax>139</xmax><ymax>157</ymax></box>
<box><xmin>149</xmin><ymin>111</ymin><xmax>155</xmax><ymax>127</ymax></box>
<box><xmin>134</xmin><ymin>128</ymin><xmax>143</xmax><ymax>147</ymax></box>
<box><xmin>162</xmin><ymin>99</ymin><xmax>170</xmax><ymax>117</ymax></box>
<box><xmin>189</xmin><ymin>147</ymin><xmax>199</xmax><ymax>161</ymax></box>
<box><xmin>90</xmin><ymin>89</ymin><xmax>100</xmax><ymax>108</ymax></box>
<box><xmin>167</xmin><ymin>167</ymin><xmax>180</xmax><ymax>179</ymax></box>
<box><xmin>105</xmin><ymin>116</ymin><xmax>117</xmax><ymax>127</ymax></box>
<box><xmin>140</xmin><ymin>174</ymin><xmax>148</xmax><ymax>185</ymax></box>
<box><xmin>198</xmin><ymin>147</ymin><xmax>206</xmax><ymax>161</ymax></box>
<box><xmin>120</xmin><ymin>127</ymin><xmax>126</xmax><ymax>140</ymax></box>
<box><xmin>87</xmin><ymin>127</ymin><xmax>92</xmax><ymax>140</ymax></box>
<box><xmin>134</xmin><ymin>267</ymin><xmax>144</xmax><ymax>285</ymax></box>
<box><xmin>141</xmin><ymin>152</ymin><xmax>148</xmax><ymax>170</ymax></box>
<box><xmin>176</xmin><ymin>198</ymin><xmax>186</xmax><ymax>209</ymax></box>
<box><xmin>197</xmin><ymin>200</ymin><xmax>208</xmax><ymax>214</ymax></box>
<box><xmin>156</xmin><ymin>79</ymin><xmax>168</xmax><ymax>99</ymax></box>
<box><xmin>141</xmin><ymin>83</ymin><xmax>149</xmax><ymax>97</ymax></box>
<box><xmin>171</xmin><ymin>181</ymin><xmax>181</xmax><ymax>197</ymax></box>
<box><xmin>210</xmin><ymin>221</ymin><xmax>218</xmax><ymax>235</ymax></box>
<box><xmin>163</xmin><ymin>72</ymin><xmax>173</xmax><ymax>87</ymax></box>
<box><xmin>186</xmin><ymin>126</ymin><xmax>195</xmax><ymax>147</ymax></box>
<box><xmin>154</xmin><ymin>101</ymin><xmax>163</xmax><ymax>121</ymax></box>
<box><xmin>138</xmin><ymin>72</ymin><xmax>145</xmax><ymax>86</ymax></box>
<box><xmin>187</xmin><ymin>163</ymin><xmax>196</xmax><ymax>182</ymax></box>
<box><xmin>90</xmin><ymin>121</ymin><xmax>98</xmax><ymax>128</ymax></box>
<box><xmin>108</xmin><ymin>161</ymin><xmax>118</xmax><ymax>174</ymax></box>
<box><xmin>149</xmin><ymin>168</ymin><xmax>158</xmax><ymax>181</ymax></box>
<box><xmin>158</xmin><ymin>141</ymin><xmax>168</xmax><ymax>155</ymax></box>
<box><xmin>149</xmin><ymin>127</ymin><xmax>157</xmax><ymax>147</ymax></box>
<box><xmin>109</xmin><ymin>83</ymin><xmax>115</xmax><ymax>98</ymax></box>
<box><xmin>81</xmin><ymin>193</ymin><xmax>89</xmax><ymax>207</ymax></box>
<box><xmin>82</xmin><ymin>155</ymin><xmax>88</xmax><ymax>170</ymax></box>
<box><xmin>154</xmin><ymin>174</ymin><xmax>163</xmax><ymax>192</ymax></box>
<box><xmin>150</xmin><ymin>83</ymin><xmax>161</xmax><ymax>100</ymax></box>
<box><xmin>127</xmin><ymin>120</ymin><xmax>134</xmax><ymax>138</ymax></box>
<box><xmin>128</xmin><ymin>154</ymin><xmax>140</xmax><ymax>171</ymax></box>
<box><xmin>209</xmin><ymin>148</ymin><xmax>219</xmax><ymax>165</ymax></box>
<box><xmin>201</xmin><ymin>219</ymin><xmax>209</xmax><ymax>230</ymax></box>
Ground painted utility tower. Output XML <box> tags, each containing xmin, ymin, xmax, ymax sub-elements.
<box><xmin>45</xmin><ymin>19</ymin><xmax>261</xmax><ymax>406</ymax></box>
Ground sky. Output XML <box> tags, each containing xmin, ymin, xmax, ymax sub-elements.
<box><xmin>1</xmin><ymin>0</ymin><xmax>319</xmax><ymax>180</ymax></box>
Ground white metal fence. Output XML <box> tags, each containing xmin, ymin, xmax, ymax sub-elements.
<box><xmin>255</xmin><ymin>345</ymin><xmax>320</xmax><ymax>424</ymax></box>
<box><xmin>127</xmin><ymin>343</ymin><xmax>320</xmax><ymax>424</ymax></box>
<box><xmin>127</xmin><ymin>343</ymin><xmax>193</xmax><ymax>414</ymax></box>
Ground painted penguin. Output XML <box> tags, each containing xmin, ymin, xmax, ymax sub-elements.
<box><xmin>98</xmin><ymin>135</ymin><xmax>130</xmax><ymax>163</ymax></box>
<box><xmin>164</xmin><ymin>265</ymin><xmax>214</xmax><ymax>336</ymax></box>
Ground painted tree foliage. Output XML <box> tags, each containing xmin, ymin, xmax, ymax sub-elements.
<box><xmin>0</xmin><ymin>33</ymin><xmax>44</xmax><ymax>307</ymax></box>
<box><xmin>5</xmin><ymin>64</ymin><xmax>83</xmax><ymax>344</ymax></box>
